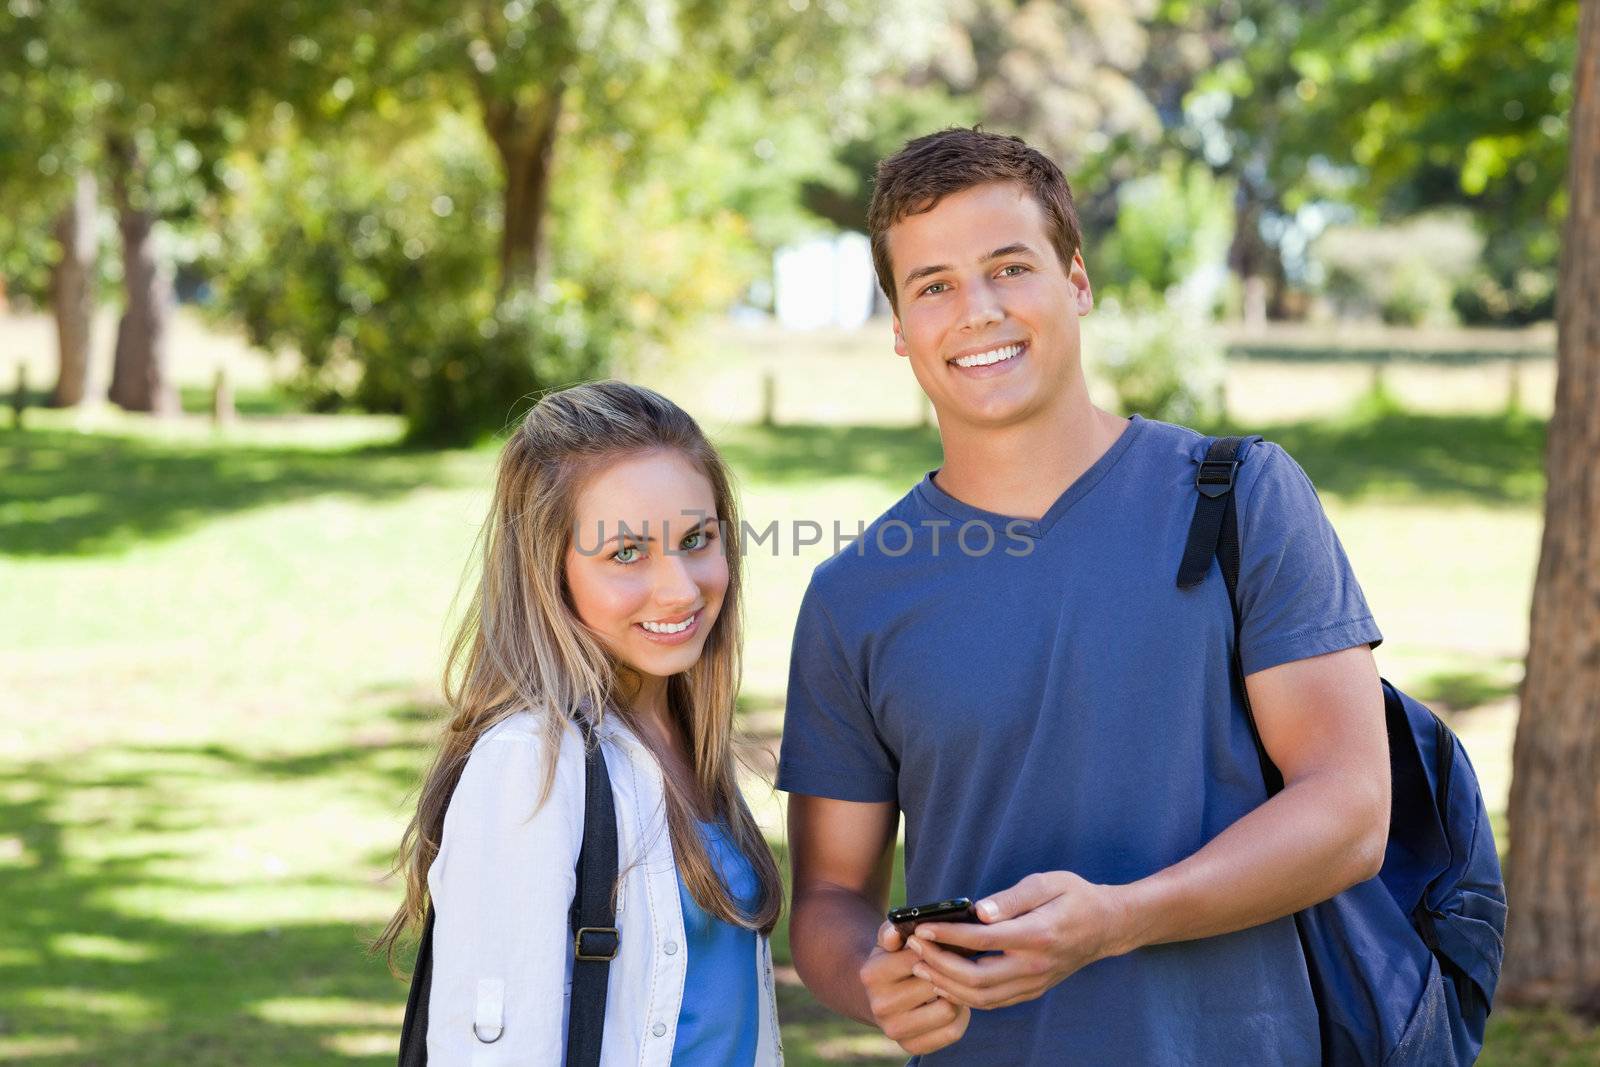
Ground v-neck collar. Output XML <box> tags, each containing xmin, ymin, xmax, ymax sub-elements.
<box><xmin>913</xmin><ymin>414</ymin><xmax>1145</xmax><ymax>539</ymax></box>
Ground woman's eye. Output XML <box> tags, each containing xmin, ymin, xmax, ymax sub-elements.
<box><xmin>681</xmin><ymin>529</ymin><xmax>710</xmax><ymax>551</ymax></box>
<box><xmin>612</xmin><ymin>545</ymin><xmax>642</xmax><ymax>564</ymax></box>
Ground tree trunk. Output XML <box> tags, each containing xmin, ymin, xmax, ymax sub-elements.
<box><xmin>484</xmin><ymin>89</ymin><xmax>563</xmax><ymax>294</ymax></box>
<box><xmin>1228</xmin><ymin>177</ymin><xmax>1277</xmax><ymax>327</ymax></box>
<box><xmin>105</xmin><ymin>133</ymin><xmax>178</xmax><ymax>416</ymax></box>
<box><xmin>1501</xmin><ymin>0</ymin><xmax>1600</xmax><ymax>1011</ymax></box>
<box><xmin>50</xmin><ymin>171</ymin><xmax>98</xmax><ymax>408</ymax></box>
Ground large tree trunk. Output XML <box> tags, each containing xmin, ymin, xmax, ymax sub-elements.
<box><xmin>1501</xmin><ymin>0</ymin><xmax>1600</xmax><ymax>1010</ymax></box>
<box><xmin>484</xmin><ymin>89</ymin><xmax>562</xmax><ymax>294</ymax></box>
<box><xmin>105</xmin><ymin>133</ymin><xmax>178</xmax><ymax>416</ymax></box>
<box><xmin>50</xmin><ymin>171</ymin><xmax>98</xmax><ymax>407</ymax></box>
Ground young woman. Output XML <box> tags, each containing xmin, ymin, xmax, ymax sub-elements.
<box><xmin>376</xmin><ymin>381</ymin><xmax>784</xmax><ymax>1064</ymax></box>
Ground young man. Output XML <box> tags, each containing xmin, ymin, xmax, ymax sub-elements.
<box><xmin>776</xmin><ymin>128</ymin><xmax>1392</xmax><ymax>1063</ymax></box>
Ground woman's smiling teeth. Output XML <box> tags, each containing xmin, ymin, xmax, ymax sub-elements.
<box><xmin>640</xmin><ymin>613</ymin><xmax>696</xmax><ymax>634</ymax></box>
<box><xmin>952</xmin><ymin>342</ymin><xmax>1024</xmax><ymax>368</ymax></box>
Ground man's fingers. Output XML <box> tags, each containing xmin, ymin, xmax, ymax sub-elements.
<box><xmin>872</xmin><ymin>973</ymin><xmax>945</xmax><ymax>1018</ymax></box>
<box><xmin>909</xmin><ymin>936</ymin><xmax>1022</xmax><ymax>985</ymax></box>
<box><xmin>877</xmin><ymin>920</ymin><xmax>905</xmax><ymax>952</ymax></box>
<box><xmin>975</xmin><ymin>871</ymin><xmax>1063</xmax><ymax>923</ymax></box>
<box><xmin>912</xmin><ymin>916</ymin><xmax>1028</xmax><ymax>952</ymax></box>
<box><xmin>912</xmin><ymin>965</ymin><xmax>1041</xmax><ymax>1011</ymax></box>
<box><xmin>898</xmin><ymin>1003</ymin><xmax>971</xmax><ymax>1056</ymax></box>
<box><xmin>878</xmin><ymin>994</ymin><xmax>961</xmax><ymax>1044</ymax></box>
<box><xmin>861</xmin><ymin>945</ymin><xmax>920</xmax><ymax>984</ymax></box>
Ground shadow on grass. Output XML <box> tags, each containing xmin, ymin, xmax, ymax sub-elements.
<box><xmin>1224</xmin><ymin>407</ymin><xmax>1547</xmax><ymax>507</ymax></box>
<box><xmin>176</xmin><ymin>385</ymin><xmax>306</xmax><ymax>418</ymax></box>
<box><xmin>0</xmin><ymin>695</ymin><xmax>461</xmax><ymax>1064</ymax></box>
<box><xmin>717</xmin><ymin>408</ymin><xmax>1546</xmax><ymax>508</ymax></box>
<box><xmin>0</xmin><ymin>426</ymin><xmax>479</xmax><ymax>557</ymax></box>
<box><xmin>715</xmin><ymin>423</ymin><xmax>945</xmax><ymax>490</ymax></box>
<box><xmin>1412</xmin><ymin>667</ymin><xmax>1523</xmax><ymax>714</ymax></box>
<box><xmin>1</xmin><ymin>405</ymin><xmax>1545</xmax><ymax>561</ymax></box>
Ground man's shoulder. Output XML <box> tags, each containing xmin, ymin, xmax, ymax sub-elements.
<box><xmin>1130</xmin><ymin>414</ymin><xmax>1212</xmax><ymax>464</ymax></box>
<box><xmin>1134</xmin><ymin>416</ymin><xmax>1299</xmax><ymax>490</ymax></box>
<box><xmin>806</xmin><ymin>480</ymin><xmax>930</xmax><ymax>589</ymax></box>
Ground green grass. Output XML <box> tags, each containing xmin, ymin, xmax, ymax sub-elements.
<box><xmin>0</xmin><ymin>387</ymin><xmax>1591</xmax><ymax>1064</ymax></box>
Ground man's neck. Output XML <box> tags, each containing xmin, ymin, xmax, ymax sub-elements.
<box><xmin>934</xmin><ymin>392</ymin><xmax>1126</xmax><ymax>521</ymax></box>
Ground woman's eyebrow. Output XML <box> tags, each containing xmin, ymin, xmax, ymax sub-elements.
<box><xmin>595</xmin><ymin>515</ymin><xmax>717</xmax><ymax>546</ymax></box>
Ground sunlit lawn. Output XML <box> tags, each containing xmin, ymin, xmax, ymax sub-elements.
<box><xmin>1</xmin><ymin>322</ymin><xmax>1596</xmax><ymax>1063</ymax></box>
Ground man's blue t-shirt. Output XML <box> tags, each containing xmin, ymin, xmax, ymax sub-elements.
<box><xmin>776</xmin><ymin>414</ymin><xmax>1383</xmax><ymax>1066</ymax></box>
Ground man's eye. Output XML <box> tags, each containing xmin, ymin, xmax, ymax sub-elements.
<box><xmin>612</xmin><ymin>545</ymin><xmax>642</xmax><ymax>564</ymax></box>
<box><xmin>921</xmin><ymin>282</ymin><xmax>948</xmax><ymax>296</ymax></box>
<box><xmin>999</xmin><ymin>264</ymin><xmax>1028</xmax><ymax>277</ymax></box>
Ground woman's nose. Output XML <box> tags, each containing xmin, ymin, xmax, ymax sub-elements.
<box><xmin>652</xmin><ymin>553</ymin><xmax>699</xmax><ymax>608</ymax></box>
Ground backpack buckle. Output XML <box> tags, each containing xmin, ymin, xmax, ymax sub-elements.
<box><xmin>574</xmin><ymin>926</ymin><xmax>620</xmax><ymax>961</ymax></box>
<box><xmin>1196</xmin><ymin>458</ymin><xmax>1240</xmax><ymax>498</ymax></box>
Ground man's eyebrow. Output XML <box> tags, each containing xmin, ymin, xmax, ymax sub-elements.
<box><xmin>900</xmin><ymin>243</ymin><xmax>1040</xmax><ymax>290</ymax></box>
<box><xmin>985</xmin><ymin>242</ymin><xmax>1038</xmax><ymax>261</ymax></box>
<box><xmin>902</xmin><ymin>262</ymin><xmax>950</xmax><ymax>289</ymax></box>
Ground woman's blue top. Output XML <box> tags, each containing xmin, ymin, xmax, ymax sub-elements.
<box><xmin>671</xmin><ymin>819</ymin><xmax>760</xmax><ymax>1065</ymax></box>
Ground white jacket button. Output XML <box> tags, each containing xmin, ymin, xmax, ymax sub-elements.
<box><xmin>652</xmin><ymin>1022</ymin><xmax>667</xmax><ymax>1038</ymax></box>
<box><xmin>664</xmin><ymin>940</ymin><xmax>678</xmax><ymax>955</ymax></box>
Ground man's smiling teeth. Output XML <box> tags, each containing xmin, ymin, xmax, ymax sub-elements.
<box><xmin>640</xmin><ymin>614</ymin><xmax>695</xmax><ymax>634</ymax></box>
<box><xmin>953</xmin><ymin>342</ymin><xmax>1023</xmax><ymax>368</ymax></box>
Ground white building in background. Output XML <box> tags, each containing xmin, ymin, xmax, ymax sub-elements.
<box><xmin>773</xmin><ymin>231</ymin><xmax>879</xmax><ymax>330</ymax></box>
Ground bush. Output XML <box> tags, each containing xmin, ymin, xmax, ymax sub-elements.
<box><xmin>1091</xmin><ymin>158</ymin><xmax>1234</xmax><ymax>312</ymax></box>
<box><xmin>1084</xmin><ymin>298</ymin><xmax>1225</xmax><ymax>423</ymax></box>
<box><xmin>211</xmin><ymin>110</ymin><xmax>756</xmax><ymax>443</ymax></box>
<box><xmin>1452</xmin><ymin>269</ymin><xmax>1556</xmax><ymax>326</ymax></box>
<box><xmin>1314</xmin><ymin>212</ymin><xmax>1481</xmax><ymax>327</ymax></box>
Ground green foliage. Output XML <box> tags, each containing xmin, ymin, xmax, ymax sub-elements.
<box><xmin>1451</xmin><ymin>222</ymin><xmax>1560</xmax><ymax>326</ymax></box>
<box><xmin>213</xmin><ymin>118</ymin><xmax>580</xmax><ymax>442</ymax></box>
<box><xmin>1091</xmin><ymin>156</ymin><xmax>1234</xmax><ymax>307</ymax></box>
<box><xmin>800</xmin><ymin>84</ymin><xmax>981</xmax><ymax>233</ymax></box>
<box><xmin>1085</xmin><ymin>300</ymin><xmax>1225</xmax><ymax>422</ymax></box>
<box><xmin>211</xmin><ymin>107</ymin><xmax>773</xmax><ymax>443</ymax></box>
<box><xmin>0</xmin><ymin>0</ymin><xmax>101</xmax><ymax>303</ymax></box>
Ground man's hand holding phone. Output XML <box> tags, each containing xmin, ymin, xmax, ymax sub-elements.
<box><xmin>858</xmin><ymin>919</ymin><xmax>971</xmax><ymax>1055</ymax></box>
<box><xmin>901</xmin><ymin>871</ymin><xmax>1131</xmax><ymax>1012</ymax></box>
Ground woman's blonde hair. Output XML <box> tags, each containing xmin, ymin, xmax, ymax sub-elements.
<box><xmin>375</xmin><ymin>380</ymin><xmax>782</xmax><ymax>968</ymax></box>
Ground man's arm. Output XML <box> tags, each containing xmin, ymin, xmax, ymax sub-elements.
<box><xmin>907</xmin><ymin>645</ymin><xmax>1389</xmax><ymax>1009</ymax></box>
<box><xmin>788</xmin><ymin>794</ymin><xmax>971</xmax><ymax>1052</ymax></box>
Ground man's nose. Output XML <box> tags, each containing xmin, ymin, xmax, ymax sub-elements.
<box><xmin>957</xmin><ymin>279</ymin><xmax>1003</xmax><ymax>332</ymax></box>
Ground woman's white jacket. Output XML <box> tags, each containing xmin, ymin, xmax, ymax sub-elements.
<box><xmin>425</xmin><ymin>710</ymin><xmax>784</xmax><ymax>1065</ymax></box>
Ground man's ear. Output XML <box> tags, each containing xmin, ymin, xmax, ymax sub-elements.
<box><xmin>1070</xmin><ymin>252</ymin><xmax>1094</xmax><ymax>316</ymax></box>
<box><xmin>892</xmin><ymin>317</ymin><xmax>908</xmax><ymax>358</ymax></box>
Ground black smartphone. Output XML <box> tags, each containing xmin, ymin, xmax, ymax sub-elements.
<box><xmin>887</xmin><ymin>897</ymin><xmax>981</xmax><ymax>956</ymax></box>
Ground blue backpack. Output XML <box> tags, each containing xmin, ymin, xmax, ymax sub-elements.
<box><xmin>1179</xmin><ymin>435</ymin><xmax>1507</xmax><ymax>1066</ymax></box>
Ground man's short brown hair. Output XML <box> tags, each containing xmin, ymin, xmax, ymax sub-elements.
<box><xmin>867</xmin><ymin>127</ymin><xmax>1082</xmax><ymax>312</ymax></box>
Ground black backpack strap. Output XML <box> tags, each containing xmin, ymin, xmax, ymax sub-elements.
<box><xmin>1177</xmin><ymin>435</ymin><xmax>1254</xmax><ymax>588</ymax></box>
<box><xmin>1177</xmin><ymin>435</ymin><xmax>1284</xmax><ymax>795</ymax></box>
<box><xmin>396</xmin><ymin>906</ymin><xmax>433</xmax><ymax>1066</ymax></box>
<box><xmin>396</xmin><ymin>717</ymin><xmax>619</xmax><ymax>1066</ymax></box>
<box><xmin>567</xmin><ymin>715</ymin><xmax>620</xmax><ymax>1067</ymax></box>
